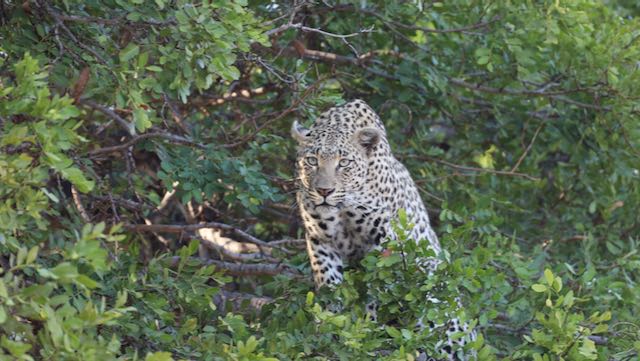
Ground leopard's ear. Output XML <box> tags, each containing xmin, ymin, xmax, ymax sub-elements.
<box><xmin>354</xmin><ymin>127</ymin><xmax>381</xmax><ymax>153</ymax></box>
<box><xmin>291</xmin><ymin>120</ymin><xmax>310</xmax><ymax>144</ymax></box>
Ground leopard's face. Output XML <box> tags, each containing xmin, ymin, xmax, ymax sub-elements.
<box><xmin>292</xmin><ymin>122</ymin><xmax>381</xmax><ymax>210</ymax></box>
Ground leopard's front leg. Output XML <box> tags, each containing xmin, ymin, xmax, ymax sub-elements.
<box><xmin>306</xmin><ymin>236</ymin><xmax>344</xmax><ymax>288</ymax></box>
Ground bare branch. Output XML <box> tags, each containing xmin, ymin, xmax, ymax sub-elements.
<box><xmin>196</xmin><ymin>236</ymin><xmax>279</xmax><ymax>263</ymax></box>
<box><xmin>413</xmin><ymin>155</ymin><xmax>541</xmax><ymax>181</ymax></box>
<box><xmin>80</xmin><ymin>100</ymin><xmax>136</xmax><ymax>135</ymax></box>
<box><xmin>266</xmin><ymin>22</ymin><xmax>374</xmax><ymax>38</ymax></box>
<box><xmin>88</xmin><ymin>132</ymin><xmax>205</xmax><ymax>157</ymax></box>
<box><xmin>71</xmin><ymin>185</ymin><xmax>91</xmax><ymax>222</ymax></box>
<box><xmin>167</xmin><ymin>256</ymin><xmax>303</xmax><ymax>278</ymax></box>
<box><xmin>125</xmin><ymin>222</ymin><xmax>296</xmax><ymax>254</ymax></box>
<box><xmin>268</xmin><ymin>238</ymin><xmax>306</xmax><ymax>248</ymax></box>
<box><xmin>449</xmin><ymin>78</ymin><xmax>611</xmax><ymax>111</ymax></box>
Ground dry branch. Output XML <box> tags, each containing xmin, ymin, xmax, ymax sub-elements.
<box><xmin>168</xmin><ymin>256</ymin><xmax>303</xmax><ymax>278</ymax></box>
<box><xmin>71</xmin><ymin>185</ymin><xmax>91</xmax><ymax>222</ymax></box>
<box><xmin>126</xmin><ymin>222</ymin><xmax>296</xmax><ymax>254</ymax></box>
<box><xmin>196</xmin><ymin>236</ymin><xmax>279</xmax><ymax>263</ymax></box>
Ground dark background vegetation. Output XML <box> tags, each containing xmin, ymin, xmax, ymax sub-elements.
<box><xmin>0</xmin><ymin>0</ymin><xmax>639</xmax><ymax>360</ymax></box>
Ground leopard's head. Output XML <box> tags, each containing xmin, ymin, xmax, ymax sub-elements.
<box><xmin>291</xmin><ymin>103</ymin><xmax>384</xmax><ymax>210</ymax></box>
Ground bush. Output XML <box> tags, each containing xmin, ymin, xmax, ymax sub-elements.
<box><xmin>1</xmin><ymin>0</ymin><xmax>639</xmax><ymax>360</ymax></box>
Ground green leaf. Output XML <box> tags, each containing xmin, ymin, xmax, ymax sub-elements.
<box><xmin>51</xmin><ymin>262</ymin><xmax>79</xmax><ymax>282</ymax></box>
<box><xmin>145</xmin><ymin>352</ymin><xmax>173</xmax><ymax>361</ymax></box>
<box><xmin>16</xmin><ymin>247</ymin><xmax>27</xmax><ymax>266</ymax></box>
<box><xmin>76</xmin><ymin>274</ymin><xmax>100</xmax><ymax>289</ymax></box>
<box><xmin>385</xmin><ymin>326</ymin><xmax>401</xmax><ymax>338</ymax></box>
<box><xmin>305</xmin><ymin>291</ymin><xmax>314</xmax><ymax>307</ymax></box>
<box><xmin>0</xmin><ymin>336</ymin><xmax>32</xmax><ymax>357</ymax></box>
<box><xmin>133</xmin><ymin>108</ymin><xmax>152</xmax><ymax>132</ymax></box>
<box><xmin>26</xmin><ymin>245</ymin><xmax>38</xmax><ymax>264</ymax></box>
<box><xmin>531</xmin><ymin>284</ymin><xmax>547</xmax><ymax>292</ymax></box>
<box><xmin>544</xmin><ymin>269</ymin><xmax>554</xmax><ymax>286</ymax></box>
<box><xmin>61</xmin><ymin>167</ymin><xmax>95</xmax><ymax>193</ymax></box>
<box><xmin>119</xmin><ymin>43</ymin><xmax>140</xmax><ymax>63</ymax></box>
<box><xmin>0</xmin><ymin>280</ymin><xmax>8</xmax><ymax>298</ymax></box>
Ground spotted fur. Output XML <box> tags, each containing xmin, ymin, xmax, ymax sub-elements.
<box><xmin>291</xmin><ymin>99</ymin><xmax>474</xmax><ymax>360</ymax></box>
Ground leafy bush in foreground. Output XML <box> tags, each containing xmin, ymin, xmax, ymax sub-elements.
<box><xmin>1</xmin><ymin>0</ymin><xmax>639</xmax><ymax>360</ymax></box>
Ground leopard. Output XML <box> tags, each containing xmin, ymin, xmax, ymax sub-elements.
<box><xmin>291</xmin><ymin>99</ymin><xmax>475</xmax><ymax>360</ymax></box>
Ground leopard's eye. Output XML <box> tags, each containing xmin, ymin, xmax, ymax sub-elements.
<box><xmin>338</xmin><ymin>159</ymin><xmax>352</xmax><ymax>167</ymax></box>
<box><xmin>305</xmin><ymin>156</ymin><xmax>318</xmax><ymax>166</ymax></box>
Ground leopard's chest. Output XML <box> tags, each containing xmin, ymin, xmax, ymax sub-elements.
<box><xmin>302</xmin><ymin>202</ymin><xmax>390</xmax><ymax>262</ymax></box>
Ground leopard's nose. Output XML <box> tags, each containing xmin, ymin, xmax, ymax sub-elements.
<box><xmin>316</xmin><ymin>188</ymin><xmax>335</xmax><ymax>197</ymax></box>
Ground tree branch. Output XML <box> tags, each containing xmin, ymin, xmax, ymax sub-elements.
<box><xmin>125</xmin><ymin>222</ymin><xmax>296</xmax><ymax>254</ymax></box>
<box><xmin>88</xmin><ymin>131</ymin><xmax>205</xmax><ymax>157</ymax></box>
<box><xmin>79</xmin><ymin>100</ymin><xmax>136</xmax><ymax>135</ymax></box>
<box><xmin>449</xmin><ymin>78</ymin><xmax>611</xmax><ymax>111</ymax></box>
<box><xmin>419</xmin><ymin>156</ymin><xmax>541</xmax><ymax>181</ymax></box>
<box><xmin>511</xmin><ymin>120</ymin><xmax>546</xmax><ymax>172</ymax></box>
<box><xmin>195</xmin><ymin>236</ymin><xmax>279</xmax><ymax>263</ymax></box>
<box><xmin>167</xmin><ymin>256</ymin><xmax>303</xmax><ymax>277</ymax></box>
<box><xmin>266</xmin><ymin>22</ymin><xmax>374</xmax><ymax>38</ymax></box>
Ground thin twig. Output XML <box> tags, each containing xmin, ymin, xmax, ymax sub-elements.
<box><xmin>41</xmin><ymin>2</ymin><xmax>111</xmax><ymax>66</ymax></box>
<box><xmin>511</xmin><ymin>121</ymin><xmax>546</xmax><ymax>172</ymax></box>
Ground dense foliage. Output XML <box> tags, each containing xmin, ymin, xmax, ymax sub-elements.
<box><xmin>1</xmin><ymin>0</ymin><xmax>639</xmax><ymax>360</ymax></box>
